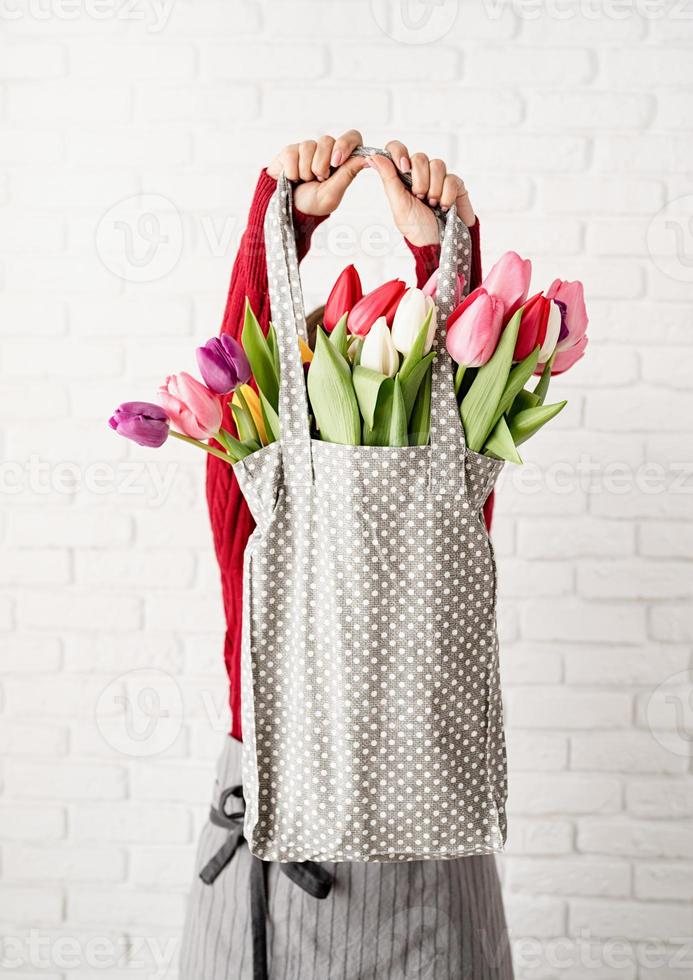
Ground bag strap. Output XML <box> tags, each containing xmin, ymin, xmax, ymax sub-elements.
<box><xmin>264</xmin><ymin>146</ymin><xmax>472</xmax><ymax>492</ymax></box>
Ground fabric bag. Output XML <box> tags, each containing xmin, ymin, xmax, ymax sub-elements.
<box><xmin>233</xmin><ymin>148</ymin><xmax>507</xmax><ymax>863</ymax></box>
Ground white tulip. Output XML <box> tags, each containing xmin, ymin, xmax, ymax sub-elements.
<box><xmin>360</xmin><ymin>316</ymin><xmax>399</xmax><ymax>377</ymax></box>
<box><xmin>391</xmin><ymin>287</ymin><xmax>437</xmax><ymax>355</ymax></box>
<box><xmin>538</xmin><ymin>299</ymin><xmax>563</xmax><ymax>362</ymax></box>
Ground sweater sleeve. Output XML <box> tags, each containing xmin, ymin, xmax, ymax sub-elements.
<box><xmin>406</xmin><ymin>220</ymin><xmax>494</xmax><ymax>532</ymax></box>
<box><xmin>206</xmin><ymin>170</ymin><xmax>327</xmax><ymax>742</ymax></box>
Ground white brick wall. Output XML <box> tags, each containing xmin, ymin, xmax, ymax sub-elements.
<box><xmin>1</xmin><ymin>1</ymin><xmax>692</xmax><ymax>977</ymax></box>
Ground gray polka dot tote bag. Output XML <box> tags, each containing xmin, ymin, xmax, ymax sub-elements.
<box><xmin>232</xmin><ymin>155</ymin><xmax>507</xmax><ymax>863</ymax></box>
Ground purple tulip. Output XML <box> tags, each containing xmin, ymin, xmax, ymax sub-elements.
<box><xmin>196</xmin><ymin>335</ymin><xmax>251</xmax><ymax>394</ymax></box>
<box><xmin>109</xmin><ymin>401</ymin><xmax>170</xmax><ymax>448</ymax></box>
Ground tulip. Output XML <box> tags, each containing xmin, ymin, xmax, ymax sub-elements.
<box><xmin>540</xmin><ymin>278</ymin><xmax>589</xmax><ymax>374</ymax></box>
<box><xmin>323</xmin><ymin>264</ymin><xmax>363</xmax><ymax>333</ymax></box>
<box><xmin>158</xmin><ymin>372</ymin><xmax>222</xmax><ymax>439</ymax></box>
<box><xmin>446</xmin><ymin>287</ymin><xmax>504</xmax><ymax>368</ymax></box>
<box><xmin>347</xmin><ymin>279</ymin><xmax>406</xmax><ymax>336</ymax></box>
<box><xmin>196</xmin><ymin>334</ymin><xmax>251</xmax><ymax>394</ymax></box>
<box><xmin>483</xmin><ymin>251</ymin><xmax>532</xmax><ymax>321</ymax></box>
<box><xmin>422</xmin><ymin>267</ymin><xmax>465</xmax><ymax>308</ymax></box>
<box><xmin>391</xmin><ymin>287</ymin><xmax>437</xmax><ymax>355</ymax></box>
<box><xmin>109</xmin><ymin>401</ymin><xmax>170</xmax><ymax>448</ymax></box>
<box><xmin>359</xmin><ymin>316</ymin><xmax>399</xmax><ymax>377</ymax></box>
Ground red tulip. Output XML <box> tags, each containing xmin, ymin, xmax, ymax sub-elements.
<box><xmin>514</xmin><ymin>293</ymin><xmax>549</xmax><ymax>361</ymax></box>
<box><xmin>483</xmin><ymin>250</ymin><xmax>532</xmax><ymax>321</ymax></box>
<box><xmin>446</xmin><ymin>286</ymin><xmax>504</xmax><ymax>368</ymax></box>
<box><xmin>323</xmin><ymin>264</ymin><xmax>363</xmax><ymax>333</ymax></box>
<box><xmin>347</xmin><ymin>279</ymin><xmax>406</xmax><ymax>337</ymax></box>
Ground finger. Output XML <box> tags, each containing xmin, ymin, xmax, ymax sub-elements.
<box><xmin>297</xmin><ymin>140</ymin><xmax>317</xmax><ymax>183</ymax></box>
<box><xmin>385</xmin><ymin>139</ymin><xmax>411</xmax><ymax>174</ymax></box>
<box><xmin>366</xmin><ymin>152</ymin><xmax>412</xmax><ymax>215</ymax></box>
<box><xmin>330</xmin><ymin>128</ymin><xmax>364</xmax><ymax>169</ymax></box>
<box><xmin>455</xmin><ymin>176</ymin><xmax>476</xmax><ymax>226</ymax></box>
<box><xmin>322</xmin><ymin>153</ymin><xmax>369</xmax><ymax>207</ymax></box>
<box><xmin>410</xmin><ymin>152</ymin><xmax>430</xmax><ymax>200</ymax></box>
<box><xmin>312</xmin><ymin>134</ymin><xmax>335</xmax><ymax>181</ymax></box>
<box><xmin>278</xmin><ymin>144</ymin><xmax>300</xmax><ymax>182</ymax></box>
<box><xmin>440</xmin><ymin>174</ymin><xmax>461</xmax><ymax>211</ymax></box>
<box><xmin>427</xmin><ymin>159</ymin><xmax>447</xmax><ymax>207</ymax></box>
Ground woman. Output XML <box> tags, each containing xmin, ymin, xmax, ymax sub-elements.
<box><xmin>181</xmin><ymin>130</ymin><xmax>512</xmax><ymax>980</ymax></box>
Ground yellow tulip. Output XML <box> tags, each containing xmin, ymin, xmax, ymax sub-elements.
<box><xmin>232</xmin><ymin>384</ymin><xmax>268</xmax><ymax>445</ymax></box>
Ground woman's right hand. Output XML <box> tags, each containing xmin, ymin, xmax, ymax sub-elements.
<box><xmin>267</xmin><ymin>130</ymin><xmax>368</xmax><ymax>217</ymax></box>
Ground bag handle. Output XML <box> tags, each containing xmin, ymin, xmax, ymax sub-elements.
<box><xmin>264</xmin><ymin>146</ymin><xmax>471</xmax><ymax>491</ymax></box>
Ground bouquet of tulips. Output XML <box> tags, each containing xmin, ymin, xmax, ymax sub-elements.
<box><xmin>109</xmin><ymin>252</ymin><xmax>587</xmax><ymax>467</ymax></box>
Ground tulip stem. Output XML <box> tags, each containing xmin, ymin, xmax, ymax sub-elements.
<box><xmin>170</xmin><ymin>430</ymin><xmax>235</xmax><ymax>464</ymax></box>
<box><xmin>454</xmin><ymin>364</ymin><xmax>466</xmax><ymax>396</ymax></box>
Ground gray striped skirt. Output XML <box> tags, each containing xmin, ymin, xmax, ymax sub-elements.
<box><xmin>180</xmin><ymin>737</ymin><xmax>514</xmax><ymax>980</ymax></box>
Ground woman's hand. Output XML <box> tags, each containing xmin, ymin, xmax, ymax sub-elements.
<box><xmin>367</xmin><ymin>141</ymin><xmax>476</xmax><ymax>247</ymax></box>
<box><xmin>267</xmin><ymin>130</ymin><xmax>368</xmax><ymax>217</ymax></box>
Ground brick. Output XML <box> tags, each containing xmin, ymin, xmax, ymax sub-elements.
<box><xmin>528</xmin><ymin>91</ymin><xmax>653</xmax><ymax>129</ymax></box>
<box><xmin>507</xmin><ymin>688</ymin><xmax>631</xmax><ymax>730</ymax></box>
<box><xmin>578</xmin><ymin>819</ymin><xmax>693</xmax><ymax>859</ymax></box>
<box><xmin>500</xmin><ymin>644</ymin><xmax>563</xmax><ymax>685</ymax></box>
<box><xmin>593</xmin><ymin>301</ymin><xmax>692</xmax><ymax>346</ymax></box>
<box><xmin>577</xmin><ymin>560</ymin><xmax>693</xmax><ymax>600</ymax></box>
<box><xmin>640</xmin><ymin>520</ymin><xmax>693</xmax><ymax>559</ymax></box>
<box><xmin>506</xmin><ymin>732</ymin><xmax>568</xmax><ymax>771</ymax></box>
<box><xmin>0</xmin><ymin>42</ymin><xmax>66</xmax><ymax>78</ymax></box>
<box><xmin>333</xmin><ymin>45</ymin><xmax>459</xmax><ymax>82</ymax></box>
<box><xmin>74</xmin><ymin>549</ymin><xmax>196</xmax><ymax>589</ymax></box>
<box><xmin>130</xmin><ymin>762</ymin><xmax>213</xmax><ymax>804</ymax></box>
<box><xmin>0</xmin><ymin>635</ymin><xmax>62</xmax><ymax>673</ymax></box>
<box><xmin>0</xmin><ymin>805</ymin><xmax>65</xmax><ymax>842</ymax></box>
<box><xmin>7</xmin><ymin>509</ymin><xmax>131</xmax><ymax>548</ymax></box>
<box><xmin>564</xmin><ymin>645</ymin><xmax>690</xmax><ymax>687</ymax></box>
<box><xmin>540</xmin><ymin>175</ymin><xmax>665</xmax><ymax>215</ymax></box>
<box><xmin>595</xmin><ymin>134</ymin><xmax>693</xmax><ymax>174</ymax></box>
<box><xmin>7</xmin><ymin>83</ymin><xmax>131</xmax><ymax>122</ymax></box>
<box><xmin>635</xmin><ymin>863</ymin><xmax>693</xmax><ymax>901</ymax></box>
<box><xmin>518</xmin><ymin>517</ymin><xmax>635</xmax><ymax>559</ymax></box>
<box><xmin>4</xmin><ymin>675</ymin><xmax>124</xmax><ymax>719</ymax></box>
<box><xmin>656</xmin><ymin>91</ymin><xmax>693</xmax><ymax>129</ymax></box>
<box><xmin>510</xmin><ymin>773</ymin><xmax>621</xmax><ymax>815</ymax></box>
<box><xmin>650</xmin><ymin>605</ymin><xmax>693</xmax><ymax>643</ymax></box>
<box><xmin>466</xmin><ymin>46</ymin><xmax>593</xmax><ymax>85</ymax></box>
<box><xmin>627</xmin><ymin>779</ymin><xmax>693</xmax><ymax>820</ymax></box>
<box><xmin>640</xmin><ymin>348</ymin><xmax>693</xmax><ymax>390</ymax></box>
<box><xmin>0</xmin><ymin>294</ymin><xmax>67</xmax><ymax>336</ymax></box>
<box><xmin>4</xmin><ymin>760</ymin><xmax>126</xmax><ymax>802</ymax></box>
<box><xmin>521</xmin><ymin>599</ymin><xmax>646</xmax><ymax>644</ymax></box>
<box><xmin>164</xmin><ymin>0</ymin><xmax>261</xmax><ymax>35</ymax></box>
<box><xmin>18</xmin><ymin>590</ymin><xmax>141</xmax><ymax>631</ymax></box>
<box><xmin>67</xmin><ymin>887</ymin><xmax>186</xmax><ymax>927</ymax></box>
<box><xmin>71</xmin><ymin>804</ymin><xmax>190</xmax><ymax>844</ymax></box>
<box><xmin>4</xmin><ymin>844</ymin><xmax>125</xmax><ymax>883</ymax></box>
<box><xmin>145</xmin><ymin>593</ymin><xmax>224</xmax><ymax>632</ymax></box>
<box><xmin>0</xmin><ymin>548</ymin><xmax>71</xmax><ymax>586</ymax></box>
<box><xmin>68</xmin><ymin>128</ymin><xmax>192</xmax><ymax>167</ymax></box>
<box><xmin>462</xmin><ymin>132</ymin><xmax>589</xmax><ymax>174</ymax></box>
<box><xmin>138</xmin><ymin>83</ymin><xmax>259</xmax><ymax>123</ymax></box>
<box><xmin>0</xmin><ymin>722</ymin><xmax>68</xmax><ymax>758</ymax></box>
<box><xmin>69</xmin><ymin>43</ymin><xmax>196</xmax><ymax>80</ymax></box>
<box><xmin>69</xmin><ymin>295</ymin><xmax>191</xmax><ymax>337</ymax></box>
<box><xmin>586</xmin><ymin>219</ymin><xmax>648</xmax><ymax>257</ymax></box>
<box><xmin>264</xmin><ymin>86</ymin><xmax>391</xmax><ymax>128</ymax></box>
<box><xmin>603</xmin><ymin>48</ymin><xmax>693</xmax><ymax>88</ymax></box>
<box><xmin>506</xmin><ymin>819</ymin><xmax>573</xmax><ymax>856</ymax></box>
<box><xmin>207</xmin><ymin>43</ymin><xmax>327</xmax><ymax>79</ymax></box>
<box><xmin>499</xmin><ymin>559</ymin><xmax>573</xmax><ymax>598</ymax></box>
<box><xmin>506</xmin><ymin>857</ymin><xmax>630</xmax><ymax>898</ymax></box>
<box><xmin>569</xmin><ymin>898</ymin><xmax>693</xmax><ymax>942</ymax></box>
<box><xmin>9</xmin><ymin>171</ymin><xmax>139</xmax><ymax>208</ymax></box>
<box><xmin>0</xmin><ymin>381</ymin><xmax>69</xmax><ymax>420</ymax></box>
<box><xmin>63</xmin><ymin>632</ymin><xmax>183</xmax><ymax>674</ymax></box>
<box><xmin>504</xmin><ymin>895</ymin><xmax>567</xmax><ymax>937</ymax></box>
<box><xmin>571</xmin><ymin>731</ymin><xmax>686</xmax><ymax>775</ymax></box>
<box><xmin>398</xmin><ymin>87</ymin><xmax>523</xmax><ymax>129</ymax></box>
<box><xmin>131</xmin><ymin>846</ymin><xmax>193</xmax><ymax>887</ymax></box>
<box><xmin>0</xmin><ymin>885</ymin><xmax>63</xmax><ymax>923</ymax></box>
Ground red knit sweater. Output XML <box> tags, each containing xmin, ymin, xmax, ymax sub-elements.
<box><xmin>207</xmin><ymin>170</ymin><xmax>492</xmax><ymax>741</ymax></box>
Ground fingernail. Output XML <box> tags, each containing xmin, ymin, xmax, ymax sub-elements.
<box><xmin>416</xmin><ymin>192</ymin><xmax>426</xmax><ymax>200</ymax></box>
<box><xmin>331</xmin><ymin>150</ymin><xmax>343</xmax><ymax>168</ymax></box>
<box><xmin>429</xmin><ymin>198</ymin><xmax>438</xmax><ymax>207</ymax></box>
<box><xmin>400</xmin><ymin>156</ymin><xmax>411</xmax><ymax>173</ymax></box>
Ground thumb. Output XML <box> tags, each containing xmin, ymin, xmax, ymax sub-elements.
<box><xmin>366</xmin><ymin>153</ymin><xmax>412</xmax><ymax>218</ymax></box>
<box><xmin>323</xmin><ymin>154</ymin><xmax>368</xmax><ymax>205</ymax></box>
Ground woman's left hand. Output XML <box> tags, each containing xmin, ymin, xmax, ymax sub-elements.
<box><xmin>367</xmin><ymin>141</ymin><xmax>476</xmax><ymax>247</ymax></box>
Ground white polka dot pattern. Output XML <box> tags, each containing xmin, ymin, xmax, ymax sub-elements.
<box><xmin>232</xmin><ymin>165</ymin><xmax>508</xmax><ymax>863</ymax></box>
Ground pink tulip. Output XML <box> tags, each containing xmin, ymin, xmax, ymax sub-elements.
<box><xmin>539</xmin><ymin>278</ymin><xmax>589</xmax><ymax>375</ymax></box>
<box><xmin>483</xmin><ymin>251</ymin><xmax>532</xmax><ymax>321</ymax></box>
<box><xmin>158</xmin><ymin>372</ymin><xmax>222</xmax><ymax>439</ymax></box>
<box><xmin>347</xmin><ymin>279</ymin><xmax>406</xmax><ymax>336</ymax></box>
<box><xmin>446</xmin><ymin>286</ymin><xmax>504</xmax><ymax>368</ymax></box>
<box><xmin>422</xmin><ymin>267</ymin><xmax>465</xmax><ymax>307</ymax></box>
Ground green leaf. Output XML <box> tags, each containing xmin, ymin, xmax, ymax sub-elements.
<box><xmin>509</xmin><ymin>388</ymin><xmax>540</xmax><ymax>418</ymax></box>
<box><xmin>533</xmin><ymin>351</ymin><xmax>556</xmax><ymax>405</ymax></box>
<box><xmin>223</xmin><ymin>432</ymin><xmax>261</xmax><ymax>462</ymax></box>
<box><xmin>329</xmin><ymin>312</ymin><xmax>349</xmax><ymax>359</ymax></box>
<box><xmin>389</xmin><ymin>375</ymin><xmax>408</xmax><ymax>447</ymax></box>
<box><xmin>307</xmin><ymin>327</ymin><xmax>361</xmax><ymax>445</ymax></box>
<box><xmin>483</xmin><ymin>415</ymin><xmax>523</xmax><ymax>465</ymax></box>
<box><xmin>399</xmin><ymin>307</ymin><xmax>433</xmax><ymax>382</ymax></box>
<box><xmin>259</xmin><ymin>388</ymin><xmax>279</xmax><ymax>444</ymax></box>
<box><xmin>409</xmin><ymin>363</ymin><xmax>432</xmax><ymax>446</ymax></box>
<box><xmin>460</xmin><ymin>308</ymin><xmax>523</xmax><ymax>453</ymax></box>
<box><xmin>267</xmin><ymin>321</ymin><xmax>281</xmax><ymax>381</ymax></box>
<box><xmin>363</xmin><ymin>378</ymin><xmax>394</xmax><ymax>446</ymax></box>
<box><xmin>349</xmin><ymin>337</ymin><xmax>363</xmax><ymax>366</ymax></box>
<box><xmin>509</xmin><ymin>400</ymin><xmax>567</xmax><ymax>446</ymax></box>
<box><xmin>492</xmin><ymin>346</ymin><xmax>540</xmax><ymax>429</ymax></box>
<box><xmin>231</xmin><ymin>405</ymin><xmax>259</xmax><ymax>442</ymax></box>
<box><xmin>242</xmin><ymin>299</ymin><xmax>279</xmax><ymax>411</ymax></box>
<box><xmin>353</xmin><ymin>364</ymin><xmax>390</xmax><ymax>430</ymax></box>
<box><xmin>401</xmin><ymin>351</ymin><xmax>436</xmax><ymax>421</ymax></box>
<box><xmin>454</xmin><ymin>363</ymin><xmax>466</xmax><ymax>397</ymax></box>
